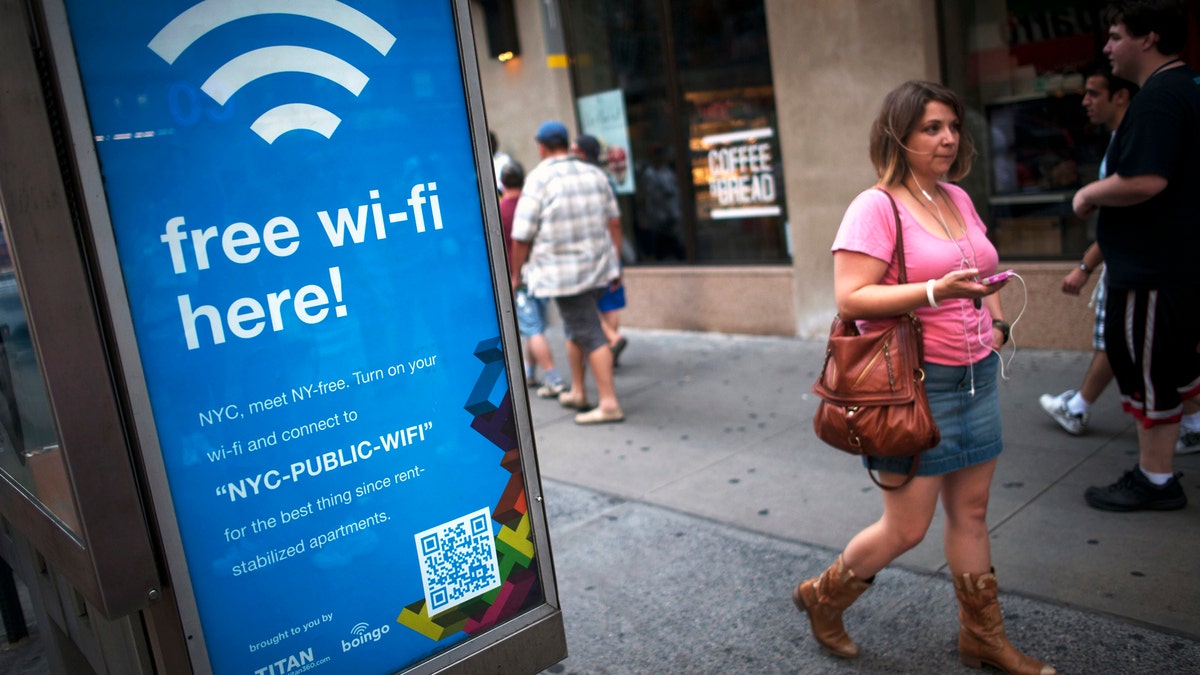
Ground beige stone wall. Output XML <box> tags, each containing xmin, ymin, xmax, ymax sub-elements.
<box><xmin>760</xmin><ymin>0</ymin><xmax>1093</xmax><ymax>350</ymax></box>
<box><xmin>765</xmin><ymin>0</ymin><xmax>941</xmax><ymax>338</ymax></box>
<box><xmin>995</xmin><ymin>264</ymin><xmax>1097</xmax><ymax>351</ymax></box>
<box><xmin>621</xmin><ymin>267</ymin><xmax>797</xmax><ymax>337</ymax></box>
<box><xmin>471</xmin><ymin>0</ymin><xmax>576</xmax><ymax>171</ymax></box>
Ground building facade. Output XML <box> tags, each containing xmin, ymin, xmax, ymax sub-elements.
<box><xmin>472</xmin><ymin>0</ymin><xmax>1200</xmax><ymax>349</ymax></box>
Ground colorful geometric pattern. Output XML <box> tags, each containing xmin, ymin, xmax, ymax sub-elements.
<box><xmin>464</xmin><ymin>337</ymin><xmax>507</xmax><ymax>415</ymax></box>
<box><xmin>397</xmin><ymin>335</ymin><xmax>540</xmax><ymax>640</ymax></box>
<box><xmin>462</xmin><ymin>567</ymin><xmax>537</xmax><ymax>635</ymax></box>
<box><xmin>396</xmin><ymin>597</ymin><xmax>473</xmax><ymax>641</ymax></box>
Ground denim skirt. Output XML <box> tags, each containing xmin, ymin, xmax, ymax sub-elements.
<box><xmin>864</xmin><ymin>351</ymin><xmax>1002</xmax><ymax>476</ymax></box>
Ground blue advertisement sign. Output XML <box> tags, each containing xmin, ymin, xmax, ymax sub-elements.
<box><xmin>59</xmin><ymin>1</ymin><xmax>542</xmax><ymax>673</ymax></box>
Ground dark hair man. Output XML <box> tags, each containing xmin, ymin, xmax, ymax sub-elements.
<box><xmin>1038</xmin><ymin>63</ymin><xmax>1137</xmax><ymax>435</ymax></box>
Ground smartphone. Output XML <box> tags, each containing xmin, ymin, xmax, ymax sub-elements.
<box><xmin>980</xmin><ymin>270</ymin><xmax>1014</xmax><ymax>285</ymax></box>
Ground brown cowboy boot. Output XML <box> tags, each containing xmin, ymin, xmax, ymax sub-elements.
<box><xmin>792</xmin><ymin>555</ymin><xmax>872</xmax><ymax>658</ymax></box>
<box><xmin>952</xmin><ymin>570</ymin><xmax>1056</xmax><ymax>674</ymax></box>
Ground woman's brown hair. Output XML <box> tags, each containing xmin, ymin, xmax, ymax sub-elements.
<box><xmin>869</xmin><ymin>80</ymin><xmax>975</xmax><ymax>186</ymax></box>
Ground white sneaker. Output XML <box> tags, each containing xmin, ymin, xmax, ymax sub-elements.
<box><xmin>1038</xmin><ymin>389</ymin><xmax>1088</xmax><ymax>435</ymax></box>
<box><xmin>1177</xmin><ymin>428</ymin><xmax>1200</xmax><ymax>455</ymax></box>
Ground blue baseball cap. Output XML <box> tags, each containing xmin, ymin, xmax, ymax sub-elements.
<box><xmin>535</xmin><ymin>120</ymin><xmax>569</xmax><ymax>145</ymax></box>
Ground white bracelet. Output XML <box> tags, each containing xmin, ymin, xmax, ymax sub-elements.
<box><xmin>925</xmin><ymin>279</ymin><xmax>939</xmax><ymax>308</ymax></box>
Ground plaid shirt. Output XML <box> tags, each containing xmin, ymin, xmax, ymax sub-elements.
<box><xmin>511</xmin><ymin>155</ymin><xmax>620</xmax><ymax>298</ymax></box>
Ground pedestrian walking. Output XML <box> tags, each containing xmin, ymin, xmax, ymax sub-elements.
<box><xmin>1038</xmin><ymin>63</ymin><xmax>1137</xmax><ymax>435</ymax></box>
<box><xmin>509</xmin><ymin>121</ymin><xmax>625</xmax><ymax>424</ymax></box>
<box><xmin>1072</xmin><ymin>0</ymin><xmax>1199</xmax><ymax>510</ymax></box>
<box><xmin>498</xmin><ymin>161</ymin><xmax>566</xmax><ymax>397</ymax></box>
<box><xmin>572</xmin><ymin>134</ymin><xmax>629</xmax><ymax>367</ymax></box>
<box><xmin>794</xmin><ymin>80</ymin><xmax>1053</xmax><ymax>674</ymax></box>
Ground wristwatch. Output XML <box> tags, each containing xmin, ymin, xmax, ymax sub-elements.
<box><xmin>992</xmin><ymin>319</ymin><xmax>1011</xmax><ymax>345</ymax></box>
<box><xmin>1079</xmin><ymin>261</ymin><xmax>1093</xmax><ymax>274</ymax></box>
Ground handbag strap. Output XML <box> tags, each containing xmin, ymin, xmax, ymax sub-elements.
<box><xmin>868</xmin><ymin>461</ymin><xmax>919</xmax><ymax>491</ymax></box>
<box><xmin>873</xmin><ymin>188</ymin><xmax>908</xmax><ymax>285</ymax></box>
<box><xmin>878</xmin><ymin>183</ymin><xmax>921</xmax><ymax>333</ymax></box>
<box><xmin>874</xmin><ymin>189</ymin><xmax>927</xmax><ymax>492</ymax></box>
<box><xmin>874</xmin><ymin>187</ymin><xmax>926</xmax><ymax>360</ymax></box>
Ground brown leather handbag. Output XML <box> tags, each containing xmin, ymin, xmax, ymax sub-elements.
<box><xmin>812</xmin><ymin>189</ymin><xmax>940</xmax><ymax>489</ymax></box>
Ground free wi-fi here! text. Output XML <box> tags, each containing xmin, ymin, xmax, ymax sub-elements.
<box><xmin>161</xmin><ymin>184</ymin><xmax>445</xmax><ymax>350</ymax></box>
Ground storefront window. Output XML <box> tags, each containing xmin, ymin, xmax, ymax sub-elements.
<box><xmin>941</xmin><ymin>0</ymin><xmax>1111</xmax><ymax>259</ymax></box>
<box><xmin>563</xmin><ymin>0</ymin><xmax>789</xmax><ymax>264</ymax></box>
<box><xmin>936</xmin><ymin>2</ymin><xmax>1200</xmax><ymax>259</ymax></box>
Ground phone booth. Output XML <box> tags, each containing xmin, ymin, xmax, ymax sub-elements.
<box><xmin>0</xmin><ymin>1</ymin><xmax>566</xmax><ymax>673</ymax></box>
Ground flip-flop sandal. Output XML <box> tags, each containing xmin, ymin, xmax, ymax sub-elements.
<box><xmin>611</xmin><ymin>336</ymin><xmax>628</xmax><ymax>367</ymax></box>
<box><xmin>574</xmin><ymin>407</ymin><xmax>624</xmax><ymax>425</ymax></box>
<box><xmin>558</xmin><ymin>391</ymin><xmax>591</xmax><ymax>410</ymax></box>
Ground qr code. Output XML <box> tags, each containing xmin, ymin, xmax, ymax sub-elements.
<box><xmin>414</xmin><ymin>507</ymin><xmax>502</xmax><ymax>615</ymax></box>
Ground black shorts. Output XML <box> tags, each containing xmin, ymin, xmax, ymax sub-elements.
<box><xmin>1104</xmin><ymin>287</ymin><xmax>1200</xmax><ymax>427</ymax></box>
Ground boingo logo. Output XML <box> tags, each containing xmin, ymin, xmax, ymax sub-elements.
<box><xmin>342</xmin><ymin>621</ymin><xmax>390</xmax><ymax>652</ymax></box>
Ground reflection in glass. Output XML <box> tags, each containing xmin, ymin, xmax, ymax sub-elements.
<box><xmin>638</xmin><ymin>143</ymin><xmax>686</xmax><ymax>260</ymax></box>
<box><xmin>0</xmin><ymin>208</ymin><xmax>79</xmax><ymax>535</ymax></box>
<box><xmin>940</xmin><ymin>0</ymin><xmax>1111</xmax><ymax>259</ymax></box>
<box><xmin>564</xmin><ymin>0</ymin><xmax>788</xmax><ymax>264</ymax></box>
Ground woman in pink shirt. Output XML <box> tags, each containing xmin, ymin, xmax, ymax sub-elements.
<box><xmin>792</xmin><ymin>81</ymin><xmax>1054</xmax><ymax>675</ymax></box>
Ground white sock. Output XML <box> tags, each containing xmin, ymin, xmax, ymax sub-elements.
<box><xmin>1181</xmin><ymin>412</ymin><xmax>1200</xmax><ymax>433</ymax></box>
<box><xmin>1067</xmin><ymin>392</ymin><xmax>1090</xmax><ymax>416</ymax></box>
<box><xmin>1139</xmin><ymin>467</ymin><xmax>1174</xmax><ymax>486</ymax></box>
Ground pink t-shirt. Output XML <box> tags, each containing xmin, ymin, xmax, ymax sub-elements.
<box><xmin>831</xmin><ymin>185</ymin><xmax>999</xmax><ymax>366</ymax></box>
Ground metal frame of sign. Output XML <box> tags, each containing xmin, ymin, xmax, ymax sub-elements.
<box><xmin>0</xmin><ymin>0</ymin><xmax>163</xmax><ymax>622</ymax></box>
<box><xmin>37</xmin><ymin>0</ymin><xmax>563</xmax><ymax>672</ymax></box>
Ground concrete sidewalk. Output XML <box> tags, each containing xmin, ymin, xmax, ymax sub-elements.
<box><xmin>529</xmin><ymin>327</ymin><xmax>1200</xmax><ymax>674</ymax></box>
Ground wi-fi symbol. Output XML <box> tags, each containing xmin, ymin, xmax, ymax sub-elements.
<box><xmin>149</xmin><ymin>0</ymin><xmax>396</xmax><ymax>143</ymax></box>
<box><xmin>350</xmin><ymin>622</ymin><xmax>371</xmax><ymax>636</ymax></box>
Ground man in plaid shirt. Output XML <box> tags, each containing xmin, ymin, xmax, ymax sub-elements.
<box><xmin>510</xmin><ymin>121</ymin><xmax>625</xmax><ymax>424</ymax></box>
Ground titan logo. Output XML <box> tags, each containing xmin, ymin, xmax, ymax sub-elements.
<box><xmin>254</xmin><ymin>647</ymin><xmax>315</xmax><ymax>675</ymax></box>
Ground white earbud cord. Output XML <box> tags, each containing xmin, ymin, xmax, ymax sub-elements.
<box><xmin>983</xmin><ymin>273</ymin><xmax>1028</xmax><ymax>381</ymax></box>
<box><xmin>907</xmin><ymin>172</ymin><xmax>1028</xmax><ymax>391</ymax></box>
<box><xmin>909</xmin><ymin>170</ymin><xmax>986</xmax><ymax>396</ymax></box>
